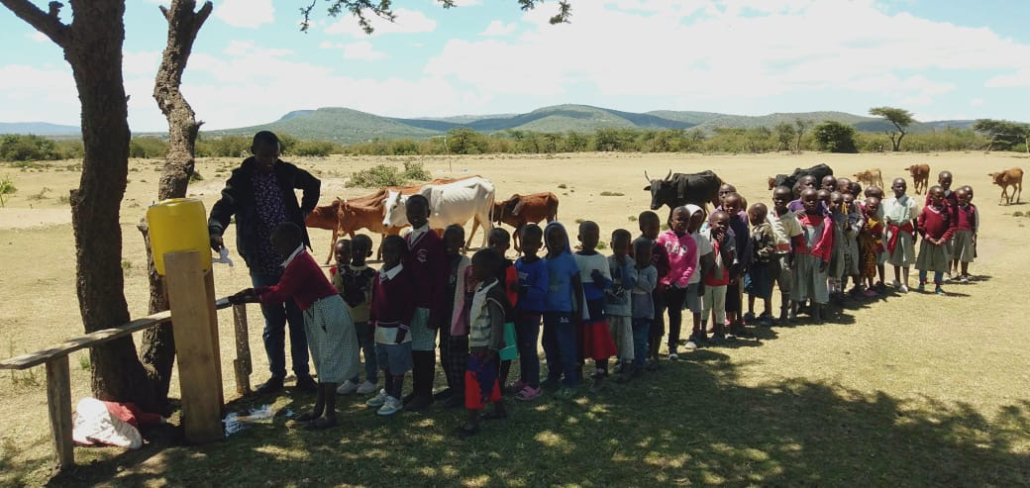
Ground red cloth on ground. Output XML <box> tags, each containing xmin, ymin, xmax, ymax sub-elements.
<box><xmin>102</xmin><ymin>401</ymin><xmax>161</xmax><ymax>428</ymax></box>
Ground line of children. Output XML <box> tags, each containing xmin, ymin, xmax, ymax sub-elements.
<box><xmin>231</xmin><ymin>168</ymin><xmax>981</xmax><ymax>432</ymax></box>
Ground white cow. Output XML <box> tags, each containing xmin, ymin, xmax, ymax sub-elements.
<box><xmin>382</xmin><ymin>176</ymin><xmax>496</xmax><ymax>248</ymax></box>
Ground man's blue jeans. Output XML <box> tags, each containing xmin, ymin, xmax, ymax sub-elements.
<box><xmin>251</xmin><ymin>272</ymin><xmax>310</xmax><ymax>380</ymax></box>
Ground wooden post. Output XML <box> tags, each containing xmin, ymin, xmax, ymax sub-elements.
<box><xmin>232</xmin><ymin>303</ymin><xmax>252</xmax><ymax>396</ymax></box>
<box><xmin>203</xmin><ymin>270</ymin><xmax>225</xmax><ymax>410</ymax></box>
<box><xmin>45</xmin><ymin>355</ymin><xmax>73</xmax><ymax>469</ymax></box>
<box><xmin>165</xmin><ymin>251</ymin><xmax>223</xmax><ymax>444</ymax></box>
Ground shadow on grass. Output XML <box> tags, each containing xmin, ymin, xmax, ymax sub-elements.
<box><xmin>43</xmin><ymin>356</ymin><xmax>1030</xmax><ymax>487</ymax></box>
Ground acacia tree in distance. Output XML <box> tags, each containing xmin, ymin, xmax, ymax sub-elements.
<box><xmin>794</xmin><ymin>118</ymin><xmax>811</xmax><ymax>154</ymax></box>
<box><xmin>869</xmin><ymin>106</ymin><xmax>915</xmax><ymax>152</ymax></box>
<box><xmin>0</xmin><ymin>0</ymin><xmax>572</xmax><ymax>410</ymax></box>
<box><xmin>973</xmin><ymin>119</ymin><xmax>1030</xmax><ymax>156</ymax></box>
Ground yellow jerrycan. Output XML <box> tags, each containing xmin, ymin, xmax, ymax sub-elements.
<box><xmin>146</xmin><ymin>198</ymin><xmax>212</xmax><ymax>276</ymax></box>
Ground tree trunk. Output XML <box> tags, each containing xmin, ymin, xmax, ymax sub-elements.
<box><xmin>137</xmin><ymin>0</ymin><xmax>213</xmax><ymax>409</ymax></box>
<box><xmin>65</xmin><ymin>1</ymin><xmax>161</xmax><ymax>410</ymax></box>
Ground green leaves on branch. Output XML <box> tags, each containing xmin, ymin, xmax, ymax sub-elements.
<box><xmin>300</xmin><ymin>0</ymin><xmax>571</xmax><ymax>33</ymax></box>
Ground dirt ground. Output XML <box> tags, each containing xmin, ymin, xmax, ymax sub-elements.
<box><xmin>1</xmin><ymin>151</ymin><xmax>1028</xmax><ymax>485</ymax></box>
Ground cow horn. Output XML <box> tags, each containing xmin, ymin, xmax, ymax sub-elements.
<box><xmin>665</xmin><ymin>169</ymin><xmax>672</xmax><ymax>181</ymax></box>
<box><xmin>644</xmin><ymin>170</ymin><xmax>651</xmax><ymax>182</ymax></box>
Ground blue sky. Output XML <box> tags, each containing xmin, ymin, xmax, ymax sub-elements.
<box><xmin>1</xmin><ymin>0</ymin><xmax>1029</xmax><ymax>131</ymax></box>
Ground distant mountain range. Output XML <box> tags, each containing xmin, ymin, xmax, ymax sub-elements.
<box><xmin>0</xmin><ymin>122</ymin><xmax>79</xmax><ymax>136</ymax></box>
<box><xmin>2</xmin><ymin>105</ymin><xmax>984</xmax><ymax>143</ymax></box>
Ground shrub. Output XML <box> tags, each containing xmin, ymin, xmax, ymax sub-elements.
<box><xmin>347</xmin><ymin>164</ymin><xmax>405</xmax><ymax>188</ymax></box>
<box><xmin>813</xmin><ymin>121</ymin><xmax>858</xmax><ymax>153</ymax></box>
<box><xmin>599</xmin><ymin>191</ymin><xmax>624</xmax><ymax>197</ymax></box>
<box><xmin>0</xmin><ymin>174</ymin><xmax>16</xmax><ymax>207</ymax></box>
<box><xmin>0</xmin><ymin>134</ymin><xmax>59</xmax><ymax>162</ymax></box>
<box><xmin>129</xmin><ymin>137</ymin><xmax>169</xmax><ymax>159</ymax></box>
<box><xmin>189</xmin><ymin>170</ymin><xmax>204</xmax><ymax>182</ymax></box>
<box><xmin>402</xmin><ymin>161</ymin><xmax>432</xmax><ymax>181</ymax></box>
<box><xmin>289</xmin><ymin>140</ymin><xmax>338</xmax><ymax>157</ymax></box>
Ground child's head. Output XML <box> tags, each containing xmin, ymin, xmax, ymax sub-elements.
<box><xmin>521</xmin><ymin>224</ymin><xmax>543</xmax><ymax>257</ymax></box>
<box><xmin>381</xmin><ymin>235</ymin><xmax>407</xmax><ymax>270</ymax></box>
<box><xmin>709</xmin><ymin>210</ymin><xmax>730</xmax><ymax>235</ymax></box>
<box><xmin>773</xmin><ymin>186</ymin><xmax>792</xmax><ymax>211</ymax></box>
<box><xmin>718</xmin><ymin>183</ymin><xmax>737</xmax><ymax>206</ymax></box>
<box><xmin>443</xmin><ymin>224</ymin><xmax>465</xmax><ymax>257</ymax></box>
<box><xmin>865</xmin><ymin>185</ymin><xmax>884</xmax><ymax>200</ymax></box>
<box><xmin>723</xmin><ymin>192</ymin><xmax>744</xmax><ymax>217</ymax></box>
<box><xmin>489</xmin><ymin>227</ymin><xmax>511</xmax><ymax>256</ymax></box>
<box><xmin>610</xmin><ymin>229</ymin><xmax>632</xmax><ymax>257</ymax></box>
<box><xmin>836</xmin><ymin>177</ymin><xmax>852</xmax><ymax>195</ymax></box>
<box><xmin>578</xmin><ymin>221</ymin><xmax>600</xmax><ymax>252</ymax></box>
<box><xmin>638</xmin><ymin>211</ymin><xmax>661</xmax><ymax>239</ymax></box>
<box><xmin>864</xmin><ymin>196</ymin><xmax>880</xmax><ymax>216</ymax></box>
<box><xmin>352</xmin><ymin>235</ymin><xmax>373</xmax><ymax>264</ymax></box>
<box><xmin>960</xmin><ymin>185</ymin><xmax>974</xmax><ymax>202</ymax></box>
<box><xmin>821</xmin><ymin>175</ymin><xmax>838</xmax><ymax>192</ymax></box>
<box><xmin>270</xmin><ymin>222</ymin><xmax>303</xmax><ymax>259</ymax></box>
<box><xmin>405</xmin><ymin>194</ymin><xmax>430</xmax><ymax>230</ymax></box>
<box><xmin>817</xmin><ymin>189</ymin><xmax>831</xmax><ymax>206</ymax></box>
<box><xmin>334</xmin><ymin>239</ymin><xmax>352</xmax><ymax>266</ymax></box>
<box><xmin>843</xmin><ymin>192</ymin><xmax>856</xmax><ymax>209</ymax></box>
<box><xmin>849</xmin><ymin>181</ymin><xmax>862</xmax><ymax>196</ymax></box>
<box><xmin>633</xmin><ymin>237</ymin><xmax>652</xmax><ymax>267</ymax></box>
<box><xmin>545</xmin><ymin>223</ymin><xmax>569</xmax><ymax>256</ymax></box>
<box><xmin>471</xmin><ymin>249</ymin><xmax>503</xmax><ymax>284</ymax></box>
<box><xmin>686</xmin><ymin>205</ymin><xmax>705</xmax><ymax>233</ymax></box>
<box><xmin>829</xmin><ymin>191</ymin><xmax>843</xmax><ymax>210</ymax></box>
<box><xmin>956</xmin><ymin>187</ymin><xmax>970</xmax><ymax>205</ymax></box>
<box><xmin>669</xmin><ymin>206</ymin><xmax>691</xmax><ymax>235</ymax></box>
<box><xmin>928</xmin><ymin>185</ymin><xmax>944</xmax><ymax>206</ymax></box>
<box><xmin>938</xmin><ymin>171</ymin><xmax>953</xmax><ymax>190</ymax></box>
<box><xmin>801</xmin><ymin>189</ymin><xmax>821</xmax><ymax>214</ymax></box>
<box><xmin>747</xmin><ymin>202</ymin><xmax>768</xmax><ymax>225</ymax></box>
<box><xmin>891</xmin><ymin>178</ymin><xmax>907</xmax><ymax>198</ymax></box>
<box><xmin>798</xmin><ymin>175</ymin><xmax>818</xmax><ymax>192</ymax></box>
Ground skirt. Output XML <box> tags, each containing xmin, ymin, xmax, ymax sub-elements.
<box><xmin>951</xmin><ymin>230</ymin><xmax>975</xmax><ymax>263</ymax></box>
<box><xmin>465</xmin><ymin>353</ymin><xmax>502</xmax><ymax>410</ymax></box>
<box><xmin>409</xmin><ymin>307</ymin><xmax>437</xmax><ymax>352</ymax></box>
<box><xmin>581</xmin><ymin>299</ymin><xmax>618</xmax><ymax>361</ymax></box>
<box><xmin>304</xmin><ymin>295</ymin><xmax>360</xmax><ymax>384</ymax></box>
<box><xmin>916</xmin><ymin>240</ymin><xmax>950</xmax><ymax>273</ymax></box>
<box><xmin>887</xmin><ymin>230</ymin><xmax>916</xmax><ymax>267</ymax></box>
<box><xmin>791</xmin><ymin>254</ymin><xmax>829</xmax><ymax>304</ymax></box>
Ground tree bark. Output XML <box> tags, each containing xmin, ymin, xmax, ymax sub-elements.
<box><xmin>137</xmin><ymin>0</ymin><xmax>213</xmax><ymax>408</ymax></box>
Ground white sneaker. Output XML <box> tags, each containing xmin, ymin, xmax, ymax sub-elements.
<box><xmin>377</xmin><ymin>396</ymin><xmax>403</xmax><ymax>416</ymax></box>
<box><xmin>667</xmin><ymin>352</ymin><xmax>679</xmax><ymax>360</ymax></box>
<box><xmin>899</xmin><ymin>285</ymin><xmax>909</xmax><ymax>293</ymax></box>
<box><xmin>366</xmin><ymin>389</ymin><xmax>389</xmax><ymax>408</ymax></box>
<box><xmin>944</xmin><ymin>273</ymin><xmax>952</xmax><ymax>282</ymax></box>
<box><xmin>356</xmin><ymin>380</ymin><xmax>378</xmax><ymax>395</ymax></box>
<box><xmin>336</xmin><ymin>380</ymin><xmax>359</xmax><ymax>395</ymax></box>
<box><xmin>891</xmin><ymin>280</ymin><xmax>901</xmax><ymax>289</ymax></box>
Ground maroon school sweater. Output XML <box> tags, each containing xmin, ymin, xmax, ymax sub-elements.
<box><xmin>917</xmin><ymin>204</ymin><xmax>956</xmax><ymax>241</ymax></box>
<box><xmin>256</xmin><ymin>250</ymin><xmax>337</xmax><ymax>311</ymax></box>
<box><xmin>404</xmin><ymin>229</ymin><xmax>448</xmax><ymax>328</ymax></box>
<box><xmin>370</xmin><ymin>266</ymin><xmax>417</xmax><ymax>332</ymax></box>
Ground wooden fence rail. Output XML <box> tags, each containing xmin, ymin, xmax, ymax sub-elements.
<box><xmin>0</xmin><ymin>296</ymin><xmax>252</xmax><ymax>470</ymax></box>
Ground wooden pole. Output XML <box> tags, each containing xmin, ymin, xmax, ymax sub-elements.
<box><xmin>45</xmin><ymin>355</ymin><xmax>73</xmax><ymax>469</ymax></box>
<box><xmin>203</xmin><ymin>270</ymin><xmax>225</xmax><ymax>410</ymax></box>
<box><xmin>165</xmin><ymin>251</ymin><xmax>223</xmax><ymax>444</ymax></box>
<box><xmin>232</xmin><ymin>303</ymin><xmax>252</xmax><ymax>396</ymax></box>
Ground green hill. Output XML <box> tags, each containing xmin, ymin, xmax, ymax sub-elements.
<box><xmin>199</xmin><ymin>105</ymin><xmax>987</xmax><ymax>142</ymax></box>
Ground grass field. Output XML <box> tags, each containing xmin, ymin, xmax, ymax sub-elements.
<box><xmin>1</xmin><ymin>152</ymin><xmax>1028</xmax><ymax>486</ymax></box>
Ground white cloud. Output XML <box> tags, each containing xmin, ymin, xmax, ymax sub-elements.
<box><xmin>319</xmin><ymin>41</ymin><xmax>388</xmax><ymax>61</ymax></box>
<box><xmin>324</xmin><ymin>8</ymin><xmax>436</xmax><ymax>37</ymax></box>
<box><xmin>480</xmin><ymin>20</ymin><xmax>517</xmax><ymax>37</ymax></box>
<box><xmin>450</xmin><ymin>0</ymin><xmax>481</xmax><ymax>6</ymax></box>
<box><xmin>25</xmin><ymin>31</ymin><xmax>48</xmax><ymax>43</ymax></box>
<box><xmin>426</xmin><ymin>0</ymin><xmax>1030</xmax><ymax>108</ymax></box>
<box><xmin>985</xmin><ymin>68</ymin><xmax>1030</xmax><ymax>88</ymax></box>
<box><xmin>970</xmin><ymin>98</ymin><xmax>984</xmax><ymax>107</ymax></box>
<box><xmin>215</xmin><ymin>0</ymin><xmax>274</xmax><ymax>29</ymax></box>
<box><xmin>123</xmin><ymin>51</ymin><xmax>161</xmax><ymax>77</ymax></box>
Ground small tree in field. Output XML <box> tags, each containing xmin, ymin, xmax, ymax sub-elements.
<box><xmin>794</xmin><ymin>118</ymin><xmax>811</xmax><ymax>154</ymax></box>
<box><xmin>813</xmin><ymin>121</ymin><xmax>858</xmax><ymax>153</ymax></box>
<box><xmin>869</xmin><ymin>106</ymin><xmax>915</xmax><ymax>151</ymax></box>
<box><xmin>774</xmin><ymin>122</ymin><xmax>796</xmax><ymax>152</ymax></box>
<box><xmin>0</xmin><ymin>175</ymin><xmax>16</xmax><ymax>207</ymax></box>
<box><xmin>973</xmin><ymin>119</ymin><xmax>1030</xmax><ymax>156</ymax></box>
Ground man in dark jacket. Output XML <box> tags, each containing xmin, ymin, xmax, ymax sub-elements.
<box><xmin>209</xmin><ymin>131</ymin><xmax>321</xmax><ymax>394</ymax></box>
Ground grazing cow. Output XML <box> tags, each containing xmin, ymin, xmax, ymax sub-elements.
<box><xmin>643</xmin><ymin>170</ymin><xmax>722</xmax><ymax>213</ymax></box>
<box><xmin>989</xmin><ymin>167</ymin><xmax>1024</xmax><ymax>205</ymax></box>
<box><xmin>383</xmin><ymin>176</ymin><xmax>496</xmax><ymax>249</ymax></box>
<box><xmin>772</xmin><ymin>164</ymin><xmax>834</xmax><ymax>190</ymax></box>
<box><xmin>493</xmin><ymin>192</ymin><xmax>560</xmax><ymax>252</ymax></box>
<box><xmin>853</xmin><ymin>168</ymin><xmax>884</xmax><ymax>189</ymax></box>
<box><xmin>906</xmin><ymin>164</ymin><xmax>931</xmax><ymax>195</ymax></box>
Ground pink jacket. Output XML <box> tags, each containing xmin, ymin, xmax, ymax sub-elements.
<box><xmin>657</xmin><ymin>230</ymin><xmax>698</xmax><ymax>288</ymax></box>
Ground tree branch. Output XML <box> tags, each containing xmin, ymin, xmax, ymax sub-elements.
<box><xmin>0</xmin><ymin>0</ymin><xmax>69</xmax><ymax>46</ymax></box>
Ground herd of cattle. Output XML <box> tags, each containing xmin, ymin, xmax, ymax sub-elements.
<box><xmin>305</xmin><ymin>163</ymin><xmax>1024</xmax><ymax>261</ymax></box>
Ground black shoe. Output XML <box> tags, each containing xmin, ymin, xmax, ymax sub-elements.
<box><xmin>402</xmin><ymin>392</ymin><xmax>416</xmax><ymax>405</ymax></box>
<box><xmin>405</xmin><ymin>395</ymin><xmax>433</xmax><ymax>412</ymax></box>
<box><xmin>444</xmin><ymin>395</ymin><xmax>464</xmax><ymax>409</ymax></box>
<box><xmin>433</xmin><ymin>388</ymin><xmax>454</xmax><ymax>401</ymax></box>
<box><xmin>295</xmin><ymin>375</ymin><xmax>318</xmax><ymax>393</ymax></box>
<box><xmin>256</xmin><ymin>377</ymin><xmax>284</xmax><ymax>395</ymax></box>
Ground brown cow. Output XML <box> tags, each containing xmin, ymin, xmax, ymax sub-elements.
<box><xmin>853</xmin><ymin>168</ymin><xmax>884</xmax><ymax>190</ymax></box>
<box><xmin>905</xmin><ymin>164</ymin><xmax>931</xmax><ymax>194</ymax></box>
<box><xmin>989</xmin><ymin>167</ymin><xmax>1024</xmax><ymax>205</ymax></box>
<box><xmin>493</xmin><ymin>192</ymin><xmax>560</xmax><ymax>252</ymax></box>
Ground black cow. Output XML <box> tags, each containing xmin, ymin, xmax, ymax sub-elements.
<box><xmin>643</xmin><ymin>170</ymin><xmax>722</xmax><ymax>212</ymax></box>
<box><xmin>772</xmin><ymin>164</ymin><xmax>834</xmax><ymax>190</ymax></box>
